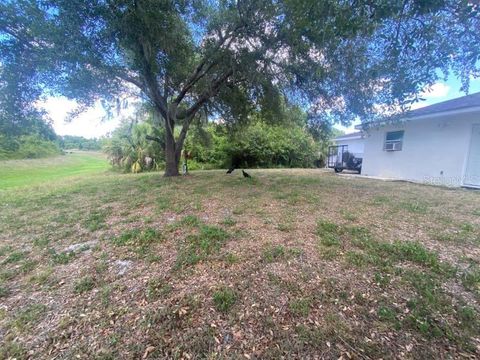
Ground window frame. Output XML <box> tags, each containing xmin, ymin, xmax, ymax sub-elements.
<box><xmin>384</xmin><ymin>130</ymin><xmax>404</xmax><ymax>151</ymax></box>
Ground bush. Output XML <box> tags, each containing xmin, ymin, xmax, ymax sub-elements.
<box><xmin>104</xmin><ymin>108</ymin><xmax>327</xmax><ymax>172</ymax></box>
<box><xmin>103</xmin><ymin>120</ymin><xmax>164</xmax><ymax>173</ymax></box>
<box><xmin>0</xmin><ymin>134</ymin><xmax>61</xmax><ymax>160</ymax></box>
<box><xmin>184</xmin><ymin>121</ymin><xmax>320</xmax><ymax>169</ymax></box>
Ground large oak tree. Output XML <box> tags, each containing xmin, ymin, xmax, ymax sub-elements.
<box><xmin>1</xmin><ymin>0</ymin><xmax>479</xmax><ymax>175</ymax></box>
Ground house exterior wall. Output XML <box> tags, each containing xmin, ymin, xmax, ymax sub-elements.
<box><xmin>361</xmin><ymin>111</ymin><xmax>480</xmax><ymax>187</ymax></box>
<box><xmin>334</xmin><ymin>138</ymin><xmax>365</xmax><ymax>158</ymax></box>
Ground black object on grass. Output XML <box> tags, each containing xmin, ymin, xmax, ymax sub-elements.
<box><xmin>242</xmin><ymin>170</ymin><xmax>251</xmax><ymax>178</ymax></box>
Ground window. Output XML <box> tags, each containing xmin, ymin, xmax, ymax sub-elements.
<box><xmin>384</xmin><ymin>130</ymin><xmax>404</xmax><ymax>151</ymax></box>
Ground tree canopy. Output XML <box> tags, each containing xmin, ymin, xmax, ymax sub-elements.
<box><xmin>1</xmin><ymin>0</ymin><xmax>479</xmax><ymax>175</ymax></box>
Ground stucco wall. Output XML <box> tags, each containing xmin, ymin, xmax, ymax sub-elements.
<box><xmin>361</xmin><ymin>111</ymin><xmax>480</xmax><ymax>187</ymax></box>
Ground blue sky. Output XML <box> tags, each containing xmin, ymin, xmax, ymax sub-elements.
<box><xmin>44</xmin><ymin>77</ymin><xmax>480</xmax><ymax>138</ymax></box>
<box><xmin>334</xmin><ymin>77</ymin><xmax>480</xmax><ymax>134</ymax></box>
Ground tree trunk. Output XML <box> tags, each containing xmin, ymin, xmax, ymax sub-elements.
<box><xmin>164</xmin><ymin>114</ymin><xmax>180</xmax><ymax>177</ymax></box>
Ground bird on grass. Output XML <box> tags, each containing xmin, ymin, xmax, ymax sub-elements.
<box><xmin>226</xmin><ymin>166</ymin><xmax>235</xmax><ymax>174</ymax></box>
<box><xmin>242</xmin><ymin>170</ymin><xmax>251</xmax><ymax>178</ymax></box>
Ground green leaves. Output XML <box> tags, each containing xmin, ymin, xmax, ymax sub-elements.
<box><xmin>1</xmin><ymin>0</ymin><xmax>479</xmax><ymax>170</ymax></box>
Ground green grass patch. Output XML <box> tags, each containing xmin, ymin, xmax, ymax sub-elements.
<box><xmin>262</xmin><ymin>244</ymin><xmax>286</xmax><ymax>263</ymax></box>
<box><xmin>213</xmin><ymin>287</ymin><xmax>237</xmax><ymax>313</ymax></box>
<box><xmin>0</xmin><ymin>285</ymin><xmax>9</xmax><ymax>298</ymax></box>
<box><xmin>461</xmin><ymin>265</ymin><xmax>480</xmax><ymax>295</ymax></box>
<box><xmin>341</xmin><ymin>210</ymin><xmax>358</xmax><ymax>222</ymax></box>
<box><xmin>345</xmin><ymin>250</ymin><xmax>372</xmax><ymax>267</ymax></box>
<box><xmin>0</xmin><ymin>339</ymin><xmax>26</xmax><ymax>359</ymax></box>
<box><xmin>221</xmin><ymin>216</ymin><xmax>236</xmax><ymax>226</ymax></box>
<box><xmin>224</xmin><ymin>252</ymin><xmax>240</xmax><ymax>264</ymax></box>
<box><xmin>74</xmin><ymin>275</ymin><xmax>96</xmax><ymax>294</ymax></box>
<box><xmin>156</xmin><ymin>196</ymin><xmax>171</xmax><ymax>211</ymax></box>
<box><xmin>373</xmin><ymin>272</ymin><xmax>391</xmax><ymax>287</ymax></box>
<box><xmin>317</xmin><ymin>221</ymin><xmax>371</xmax><ymax>249</ymax></box>
<box><xmin>49</xmin><ymin>249</ymin><xmax>76</xmax><ymax>265</ymax></box>
<box><xmin>2</xmin><ymin>251</ymin><xmax>26</xmax><ymax>264</ymax></box>
<box><xmin>10</xmin><ymin>304</ymin><xmax>48</xmax><ymax>332</ymax></box>
<box><xmin>20</xmin><ymin>259</ymin><xmax>38</xmax><ymax>274</ymax></box>
<box><xmin>169</xmin><ymin>215</ymin><xmax>201</xmax><ymax>231</ymax></box>
<box><xmin>351</xmin><ymin>232</ymin><xmax>450</xmax><ymax>273</ymax></box>
<box><xmin>28</xmin><ymin>267</ymin><xmax>54</xmax><ymax>286</ymax></box>
<box><xmin>0</xmin><ymin>269</ymin><xmax>17</xmax><ymax>282</ymax></box>
<box><xmin>316</xmin><ymin>220</ymin><xmax>342</xmax><ymax>247</ymax></box>
<box><xmin>398</xmin><ymin>201</ymin><xmax>428</xmax><ymax>214</ymax></box>
<box><xmin>146</xmin><ymin>278</ymin><xmax>173</xmax><ymax>301</ymax></box>
<box><xmin>111</xmin><ymin>227</ymin><xmax>163</xmax><ymax>256</ymax></box>
<box><xmin>402</xmin><ymin>271</ymin><xmax>452</xmax><ymax>338</ymax></box>
<box><xmin>372</xmin><ymin>195</ymin><xmax>390</xmax><ymax>205</ymax></box>
<box><xmin>289</xmin><ymin>297</ymin><xmax>312</xmax><ymax>317</ymax></box>
<box><xmin>84</xmin><ymin>208</ymin><xmax>110</xmax><ymax>231</ymax></box>
<box><xmin>262</xmin><ymin>244</ymin><xmax>301</xmax><ymax>263</ymax></box>
<box><xmin>33</xmin><ymin>237</ymin><xmax>50</xmax><ymax>248</ymax></box>
<box><xmin>0</xmin><ymin>152</ymin><xmax>109</xmax><ymax>189</ymax></box>
<box><xmin>0</xmin><ymin>245</ymin><xmax>13</xmax><ymax>257</ymax></box>
<box><xmin>277</xmin><ymin>222</ymin><xmax>294</xmax><ymax>232</ymax></box>
<box><xmin>318</xmin><ymin>247</ymin><xmax>340</xmax><ymax>260</ymax></box>
<box><xmin>377</xmin><ymin>305</ymin><xmax>398</xmax><ymax>322</ymax></box>
<box><xmin>434</xmin><ymin>222</ymin><xmax>477</xmax><ymax>243</ymax></box>
<box><xmin>176</xmin><ymin>225</ymin><xmax>230</xmax><ymax>268</ymax></box>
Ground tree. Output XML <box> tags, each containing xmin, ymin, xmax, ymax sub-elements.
<box><xmin>1</xmin><ymin>0</ymin><xmax>479</xmax><ymax>176</ymax></box>
<box><xmin>104</xmin><ymin>116</ymin><xmax>165</xmax><ymax>172</ymax></box>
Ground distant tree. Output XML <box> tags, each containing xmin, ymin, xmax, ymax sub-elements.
<box><xmin>59</xmin><ymin>135</ymin><xmax>103</xmax><ymax>151</ymax></box>
<box><xmin>1</xmin><ymin>0</ymin><xmax>479</xmax><ymax>175</ymax></box>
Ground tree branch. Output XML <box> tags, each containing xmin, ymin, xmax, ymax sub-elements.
<box><xmin>146</xmin><ymin>134</ymin><xmax>165</xmax><ymax>148</ymax></box>
<box><xmin>175</xmin><ymin>114</ymin><xmax>194</xmax><ymax>152</ymax></box>
<box><xmin>173</xmin><ymin>23</ymin><xmax>246</xmax><ymax>106</ymax></box>
<box><xmin>115</xmin><ymin>72</ymin><xmax>146</xmax><ymax>92</ymax></box>
<box><xmin>179</xmin><ymin>69</ymin><xmax>234</xmax><ymax>121</ymax></box>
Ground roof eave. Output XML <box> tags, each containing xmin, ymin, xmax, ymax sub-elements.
<box><xmin>355</xmin><ymin>106</ymin><xmax>480</xmax><ymax>130</ymax></box>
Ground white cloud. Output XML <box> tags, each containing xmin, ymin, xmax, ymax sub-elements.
<box><xmin>410</xmin><ymin>82</ymin><xmax>451</xmax><ymax>110</ymax></box>
<box><xmin>41</xmin><ymin>96</ymin><xmax>136</xmax><ymax>139</ymax></box>
<box><xmin>334</xmin><ymin>119</ymin><xmax>361</xmax><ymax>134</ymax></box>
<box><xmin>422</xmin><ymin>82</ymin><xmax>450</xmax><ymax>98</ymax></box>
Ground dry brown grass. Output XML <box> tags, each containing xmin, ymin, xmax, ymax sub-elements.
<box><xmin>1</xmin><ymin>168</ymin><xmax>479</xmax><ymax>359</ymax></box>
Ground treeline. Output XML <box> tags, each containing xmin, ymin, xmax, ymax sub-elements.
<box><xmin>0</xmin><ymin>114</ymin><xmax>62</xmax><ymax>160</ymax></box>
<box><xmin>0</xmin><ymin>134</ymin><xmax>62</xmax><ymax>160</ymax></box>
<box><xmin>59</xmin><ymin>135</ymin><xmax>104</xmax><ymax>151</ymax></box>
<box><xmin>104</xmin><ymin>107</ymin><xmax>336</xmax><ymax>173</ymax></box>
<box><xmin>0</xmin><ymin>120</ymin><xmax>104</xmax><ymax>160</ymax></box>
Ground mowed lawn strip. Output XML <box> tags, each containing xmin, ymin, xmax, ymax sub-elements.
<box><xmin>0</xmin><ymin>163</ymin><xmax>479</xmax><ymax>359</ymax></box>
<box><xmin>0</xmin><ymin>151</ymin><xmax>109</xmax><ymax>189</ymax></box>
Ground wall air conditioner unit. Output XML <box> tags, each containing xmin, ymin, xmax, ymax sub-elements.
<box><xmin>385</xmin><ymin>142</ymin><xmax>400</xmax><ymax>151</ymax></box>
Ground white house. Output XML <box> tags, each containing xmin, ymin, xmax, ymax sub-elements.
<box><xmin>332</xmin><ymin>92</ymin><xmax>480</xmax><ymax>188</ymax></box>
<box><xmin>333</xmin><ymin>132</ymin><xmax>365</xmax><ymax>159</ymax></box>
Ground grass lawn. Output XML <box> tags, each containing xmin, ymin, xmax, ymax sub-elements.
<box><xmin>0</xmin><ymin>163</ymin><xmax>479</xmax><ymax>359</ymax></box>
<box><xmin>0</xmin><ymin>151</ymin><xmax>109</xmax><ymax>189</ymax></box>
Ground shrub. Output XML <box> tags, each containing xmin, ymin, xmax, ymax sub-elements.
<box><xmin>0</xmin><ymin>134</ymin><xmax>61</xmax><ymax>160</ymax></box>
<box><xmin>103</xmin><ymin>120</ymin><xmax>164</xmax><ymax>173</ymax></box>
<box><xmin>15</xmin><ymin>135</ymin><xmax>62</xmax><ymax>159</ymax></box>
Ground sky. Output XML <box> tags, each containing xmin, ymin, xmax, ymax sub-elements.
<box><xmin>334</xmin><ymin>77</ymin><xmax>480</xmax><ymax>134</ymax></box>
<box><xmin>43</xmin><ymin>76</ymin><xmax>480</xmax><ymax>139</ymax></box>
<box><xmin>42</xmin><ymin>97</ymin><xmax>136</xmax><ymax>139</ymax></box>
